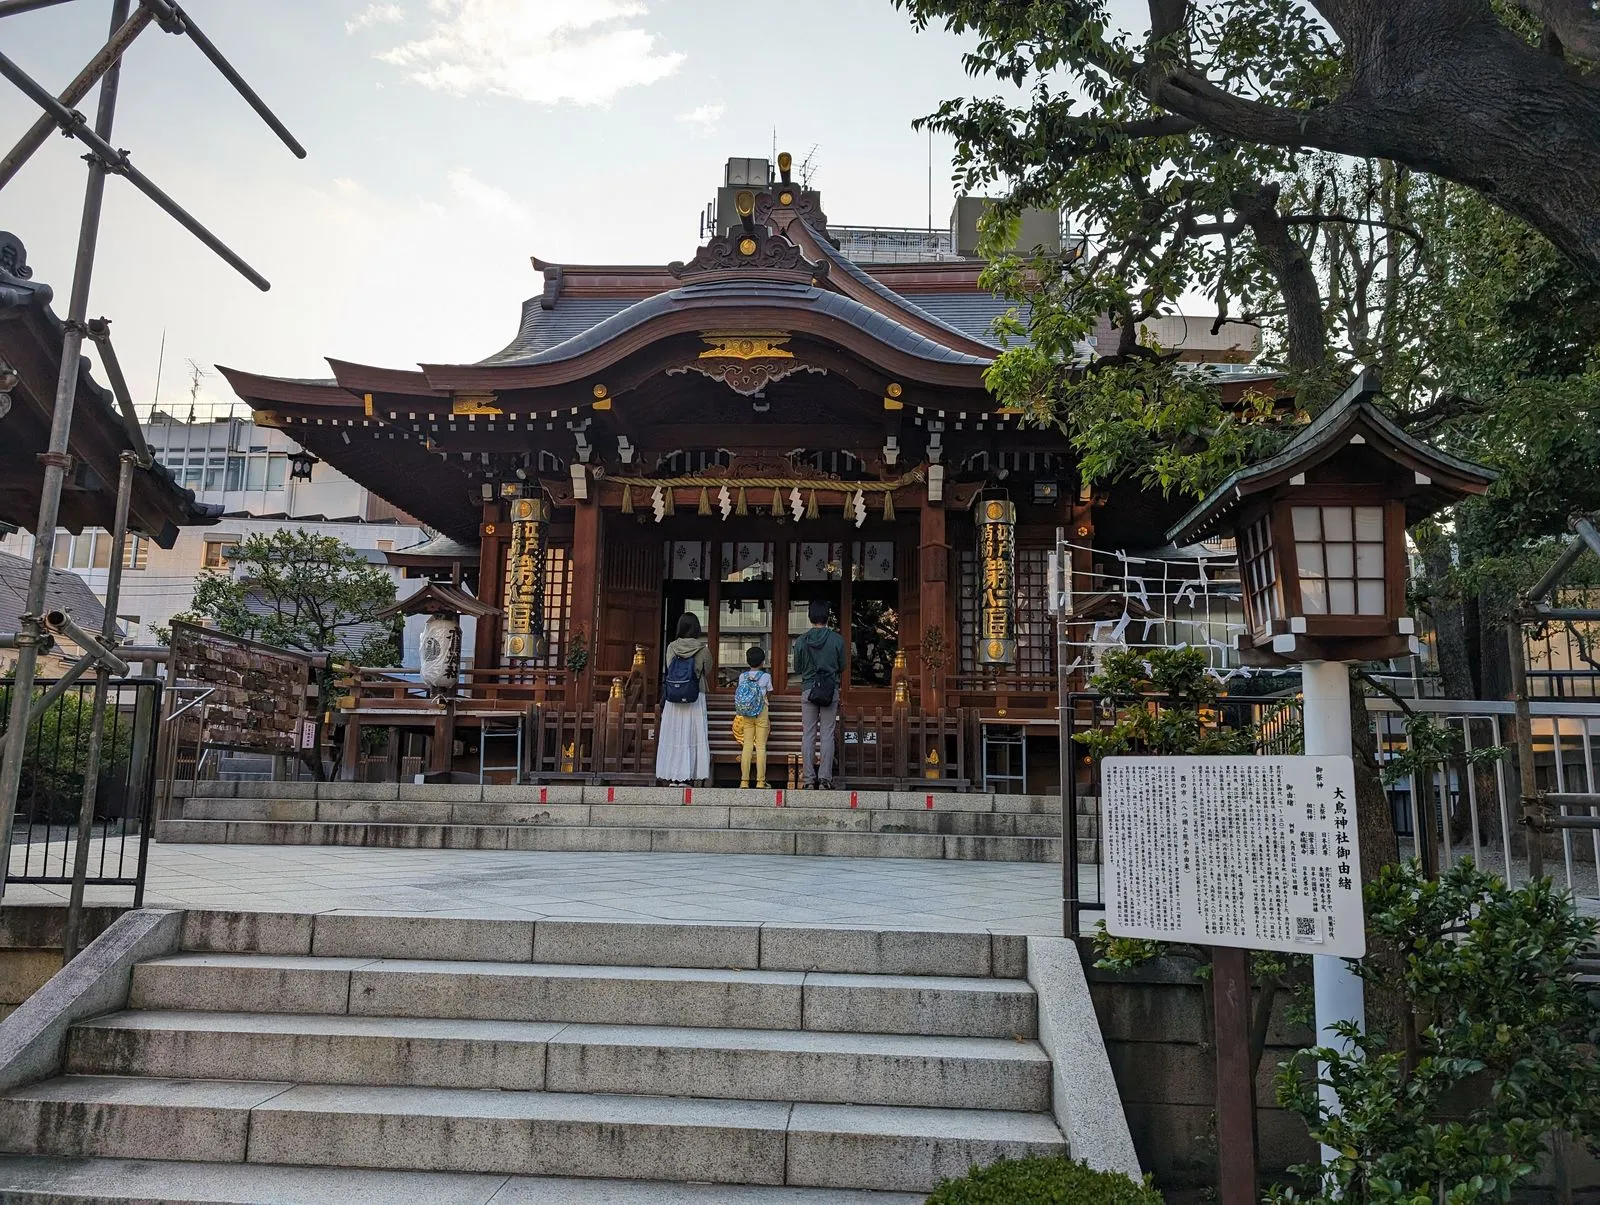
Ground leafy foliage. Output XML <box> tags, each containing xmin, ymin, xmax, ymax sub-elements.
<box><xmin>1269</xmin><ymin>860</ymin><xmax>1600</xmax><ymax>1202</ymax></box>
<box><xmin>178</xmin><ymin>529</ymin><xmax>399</xmax><ymax>664</ymax></box>
<box><xmin>1376</xmin><ymin>712</ymin><xmax>1505</xmax><ymax>790</ymax></box>
<box><xmin>14</xmin><ymin>689</ymin><xmax>132</xmax><ymax>825</ymax></box>
<box><xmin>1075</xmin><ymin>647</ymin><xmax>1258</xmax><ymax>759</ymax></box>
<box><xmin>924</xmin><ymin>1155</ymin><xmax>1160</xmax><ymax>1204</ymax></box>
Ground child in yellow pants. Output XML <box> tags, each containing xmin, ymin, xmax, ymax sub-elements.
<box><xmin>736</xmin><ymin>646</ymin><xmax>773</xmax><ymax>789</ymax></box>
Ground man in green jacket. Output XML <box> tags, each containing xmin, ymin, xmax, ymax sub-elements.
<box><xmin>792</xmin><ymin>599</ymin><xmax>847</xmax><ymax>789</ymax></box>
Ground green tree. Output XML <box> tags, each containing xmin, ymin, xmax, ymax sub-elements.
<box><xmin>13</xmin><ymin>689</ymin><xmax>132</xmax><ymax>825</ymax></box>
<box><xmin>179</xmin><ymin>529</ymin><xmax>399</xmax><ymax>665</ymax></box>
<box><xmin>1270</xmin><ymin>860</ymin><xmax>1600</xmax><ymax>1202</ymax></box>
<box><xmin>895</xmin><ymin>1</ymin><xmax>1600</xmax><ymax>278</ymax></box>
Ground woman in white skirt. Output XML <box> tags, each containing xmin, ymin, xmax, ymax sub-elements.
<box><xmin>655</xmin><ymin>611</ymin><xmax>711</xmax><ymax>785</ymax></box>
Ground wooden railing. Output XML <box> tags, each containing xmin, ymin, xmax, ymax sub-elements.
<box><xmin>835</xmin><ymin>706</ymin><xmax>975</xmax><ymax>789</ymax></box>
<box><xmin>338</xmin><ymin>666</ymin><xmax>569</xmax><ymax>713</ymax></box>
<box><xmin>528</xmin><ymin>700</ymin><xmax>657</xmax><ymax>784</ymax></box>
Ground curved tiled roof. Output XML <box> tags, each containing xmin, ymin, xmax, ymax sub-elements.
<box><xmin>477</xmin><ymin>277</ymin><xmax>994</xmax><ymax>370</ymax></box>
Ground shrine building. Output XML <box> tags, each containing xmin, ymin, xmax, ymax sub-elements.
<box><xmin>221</xmin><ymin>155</ymin><xmax>1268</xmax><ymax>789</ymax></box>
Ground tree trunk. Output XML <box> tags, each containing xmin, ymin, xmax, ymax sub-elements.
<box><xmin>1151</xmin><ymin>3</ymin><xmax>1600</xmax><ymax>278</ymax></box>
<box><xmin>1420</xmin><ymin>538</ymin><xmax>1474</xmax><ymax>701</ymax></box>
<box><xmin>1351</xmin><ymin>685</ymin><xmax>1400</xmax><ymax>879</ymax></box>
<box><xmin>1236</xmin><ymin>183</ymin><xmax>1329</xmax><ymax>375</ymax></box>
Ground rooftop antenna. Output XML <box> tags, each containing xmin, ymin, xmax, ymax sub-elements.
<box><xmin>184</xmin><ymin>358</ymin><xmax>207</xmax><ymax>423</ymax></box>
<box><xmin>151</xmin><ymin>328</ymin><xmax>166</xmax><ymax>415</ymax></box>
<box><xmin>797</xmin><ymin>144</ymin><xmax>819</xmax><ymax>189</ymax></box>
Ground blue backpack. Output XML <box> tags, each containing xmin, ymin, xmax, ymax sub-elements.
<box><xmin>663</xmin><ymin>653</ymin><xmax>699</xmax><ymax>704</ymax></box>
<box><xmin>734</xmin><ymin>670</ymin><xmax>766</xmax><ymax>718</ymax></box>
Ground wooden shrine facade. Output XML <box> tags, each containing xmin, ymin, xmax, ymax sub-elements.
<box><xmin>221</xmin><ymin>160</ymin><xmax>1275</xmax><ymax>783</ymax></box>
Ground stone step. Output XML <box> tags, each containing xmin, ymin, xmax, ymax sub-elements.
<box><xmin>179</xmin><ymin>796</ymin><xmax>1080</xmax><ymax>837</ymax></box>
<box><xmin>66</xmin><ymin>1011</ymin><xmax>1050</xmax><ymax>1110</ymax></box>
<box><xmin>0</xmin><ymin>1076</ymin><xmax>1067</xmax><ymax>1193</ymax></box>
<box><xmin>175</xmin><ymin>780</ymin><xmax>1079</xmax><ymax>817</ymax></box>
<box><xmin>129</xmin><ymin>955</ymin><xmax>1040</xmax><ymax>1040</ymax></box>
<box><xmin>154</xmin><ymin>817</ymin><xmax>1087</xmax><ymax>863</ymax></box>
<box><xmin>0</xmin><ymin>1157</ymin><xmax>925</xmax><ymax>1203</ymax></box>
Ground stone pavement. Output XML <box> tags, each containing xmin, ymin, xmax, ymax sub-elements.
<box><xmin>5</xmin><ymin>841</ymin><xmax>1096</xmax><ymax>933</ymax></box>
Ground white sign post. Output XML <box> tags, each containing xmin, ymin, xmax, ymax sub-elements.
<box><xmin>1103</xmin><ymin>754</ymin><xmax>1365</xmax><ymax>958</ymax></box>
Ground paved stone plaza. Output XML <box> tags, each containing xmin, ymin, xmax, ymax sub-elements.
<box><xmin>6</xmin><ymin>842</ymin><xmax>1086</xmax><ymax>933</ymax></box>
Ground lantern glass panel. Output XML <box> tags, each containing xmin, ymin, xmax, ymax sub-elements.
<box><xmin>1292</xmin><ymin>503</ymin><xmax>1386</xmax><ymax>617</ymax></box>
<box><xmin>1241</xmin><ymin>514</ymin><xmax>1280</xmax><ymax>633</ymax></box>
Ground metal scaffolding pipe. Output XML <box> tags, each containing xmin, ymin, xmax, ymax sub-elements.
<box><xmin>0</xmin><ymin>3</ymin><xmax>153</xmax><ymax>190</ymax></box>
<box><xmin>0</xmin><ymin>0</ymin><xmax>76</xmax><ymax>18</ymax></box>
<box><xmin>85</xmin><ymin>319</ymin><xmax>151</xmax><ymax>464</ymax></box>
<box><xmin>42</xmin><ymin>611</ymin><xmax>130</xmax><ymax>677</ymax></box>
<box><xmin>144</xmin><ymin>0</ymin><xmax>306</xmax><ymax>159</ymax></box>
<box><xmin>0</xmin><ymin>0</ymin><xmax>130</xmax><ymax>900</ymax></box>
<box><xmin>65</xmin><ymin>450</ymin><xmax>137</xmax><ymax>960</ymax></box>
<box><xmin>0</xmin><ymin>48</ymin><xmax>270</xmax><ymax>290</ymax></box>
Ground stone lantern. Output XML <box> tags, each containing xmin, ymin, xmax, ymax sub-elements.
<box><xmin>1166</xmin><ymin>369</ymin><xmax>1495</xmax><ymax>665</ymax></box>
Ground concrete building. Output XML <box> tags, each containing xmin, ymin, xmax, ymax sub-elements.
<box><xmin>0</xmin><ymin>410</ymin><xmax>429</xmax><ymax>659</ymax></box>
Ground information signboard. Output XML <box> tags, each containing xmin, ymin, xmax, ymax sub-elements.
<box><xmin>1102</xmin><ymin>755</ymin><xmax>1364</xmax><ymax>958</ymax></box>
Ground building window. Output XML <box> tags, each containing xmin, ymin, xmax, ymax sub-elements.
<box><xmin>376</xmin><ymin>540</ymin><xmax>394</xmax><ymax>552</ymax></box>
<box><xmin>1241</xmin><ymin>514</ymin><xmax>1280</xmax><ymax>633</ymax></box>
<box><xmin>265</xmin><ymin>454</ymin><xmax>287</xmax><ymax>489</ymax></box>
<box><xmin>245</xmin><ymin>456</ymin><xmax>267</xmax><ymax>490</ymax></box>
<box><xmin>1293</xmin><ymin>505</ymin><xmax>1385</xmax><ymax>616</ymax></box>
<box><xmin>225</xmin><ymin>456</ymin><xmax>245</xmax><ymax>491</ymax></box>
<box><xmin>202</xmin><ymin>540</ymin><xmax>230</xmax><ymax>570</ymax></box>
<box><xmin>122</xmin><ymin>536</ymin><xmax>148</xmax><ymax>571</ymax></box>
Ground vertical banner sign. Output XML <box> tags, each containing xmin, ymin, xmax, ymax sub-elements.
<box><xmin>502</xmin><ymin>496</ymin><xmax>549</xmax><ymax>660</ymax></box>
<box><xmin>1101</xmin><ymin>755</ymin><xmax>1365</xmax><ymax>958</ymax></box>
<box><xmin>977</xmin><ymin>498</ymin><xmax>1017</xmax><ymax>665</ymax></box>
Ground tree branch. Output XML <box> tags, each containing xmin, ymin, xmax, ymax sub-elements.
<box><xmin>1281</xmin><ymin>213</ymin><xmax>1426</xmax><ymax>243</ymax></box>
<box><xmin>1514</xmin><ymin>0</ymin><xmax>1600</xmax><ymax>59</ymax></box>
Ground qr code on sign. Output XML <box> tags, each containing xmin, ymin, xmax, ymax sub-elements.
<box><xmin>1295</xmin><ymin>916</ymin><xmax>1320</xmax><ymax>941</ymax></box>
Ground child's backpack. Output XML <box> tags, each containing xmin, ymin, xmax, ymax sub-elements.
<box><xmin>733</xmin><ymin>670</ymin><xmax>766</xmax><ymax>718</ymax></box>
<box><xmin>663</xmin><ymin>653</ymin><xmax>700</xmax><ymax>704</ymax></box>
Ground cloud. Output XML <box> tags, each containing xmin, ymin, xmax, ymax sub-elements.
<box><xmin>376</xmin><ymin>0</ymin><xmax>684</xmax><ymax>106</ymax></box>
<box><xmin>675</xmin><ymin>102</ymin><xmax>725</xmax><ymax>139</ymax></box>
<box><xmin>447</xmin><ymin>166</ymin><xmax>527</xmax><ymax>220</ymax></box>
<box><xmin>346</xmin><ymin>3</ymin><xmax>405</xmax><ymax>34</ymax></box>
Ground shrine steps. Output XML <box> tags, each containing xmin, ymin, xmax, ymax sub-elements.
<box><xmin>157</xmin><ymin>783</ymin><xmax>1100</xmax><ymax>863</ymax></box>
<box><xmin>0</xmin><ymin>912</ymin><xmax>1141</xmax><ymax>1197</ymax></box>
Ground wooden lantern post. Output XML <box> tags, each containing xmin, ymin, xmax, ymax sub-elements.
<box><xmin>1167</xmin><ymin>369</ymin><xmax>1495</xmax><ymax>1182</ymax></box>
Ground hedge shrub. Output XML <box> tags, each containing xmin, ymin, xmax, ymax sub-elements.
<box><xmin>925</xmin><ymin>1156</ymin><xmax>1160</xmax><ymax>1204</ymax></box>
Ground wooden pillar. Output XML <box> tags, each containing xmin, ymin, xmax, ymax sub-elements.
<box><xmin>919</xmin><ymin>498</ymin><xmax>949</xmax><ymax>711</ymax></box>
<box><xmin>568</xmin><ymin>500</ymin><xmax>603</xmax><ymax>703</ymax></box>
<box><xmin>474</xmin><ymin>501</ymin><xmax>506</xmax><ymax>672</ymax></box>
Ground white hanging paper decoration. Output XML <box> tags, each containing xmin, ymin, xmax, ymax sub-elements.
<box><xmin>852</xmin><ymin>490</ymin><xmax>867</xmax><ymax>528</ymax></box>
<box><xmin>717</xmin><ymin>484</ymin><xmax>732</xmax><ymax>520</ymax></box>
<box><xmin>651</xmin><ymin>485</ymin><xmax>665</xmax><ymax>523</ymax></box>
<box><xmin>788</xmin><ymin>486</ymin><xmax>804</xmax><ymax>522</ymax></box>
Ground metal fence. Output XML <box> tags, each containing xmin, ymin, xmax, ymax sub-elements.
<box><xmin>0</xmin><ymin>675</ymin><xmax>160</xmax><ymax>900</ymax></box>
<box><xmin>1063</xmin><ymin>691</ymin><xmax>1600</xmax><ymax>933</ymax></box>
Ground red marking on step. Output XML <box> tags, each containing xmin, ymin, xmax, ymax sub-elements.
<box><xmin>539</xmin><ymin>787</ymin><xmax>548</xmax><ymax>803</ymax></box>
<box><xmin>607</xmin><ymin>786</ymin><xmax>615</xmax><ymax>803</ymax></box>
<box><xmin>850</xmin><ymin>791</ymin><xmax>859</xmax><ymax>809</ymax></box>
<box><xmin>684</xmin><ymin>787</ymin><xmax>693</xmax><ymax>805</ymax></box>
<box><xmin>775</xmin><ymin>789</ymin><xmax>784</xmax><ymax>807</ymax></box>
<box><xmin>926</xmin><ymin>794</ymin><xmax>935</xmax><ymax>809</ymax></box>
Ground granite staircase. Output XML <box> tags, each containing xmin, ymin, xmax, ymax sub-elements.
<box><xmin>0</xmin><ymin>913</ymin><xmax>1071</xmax><ymax>1201</ymax></box>
<box><xmin>158</xmin><ymin>781</ymin><xmax>1102</xmax><ymax>864</ymax></box>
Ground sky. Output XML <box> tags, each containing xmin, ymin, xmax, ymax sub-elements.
<box><xmin>0</xmin><ymin>0</ymin><xmax>1049</xmax><ymax>416</ymax></box>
